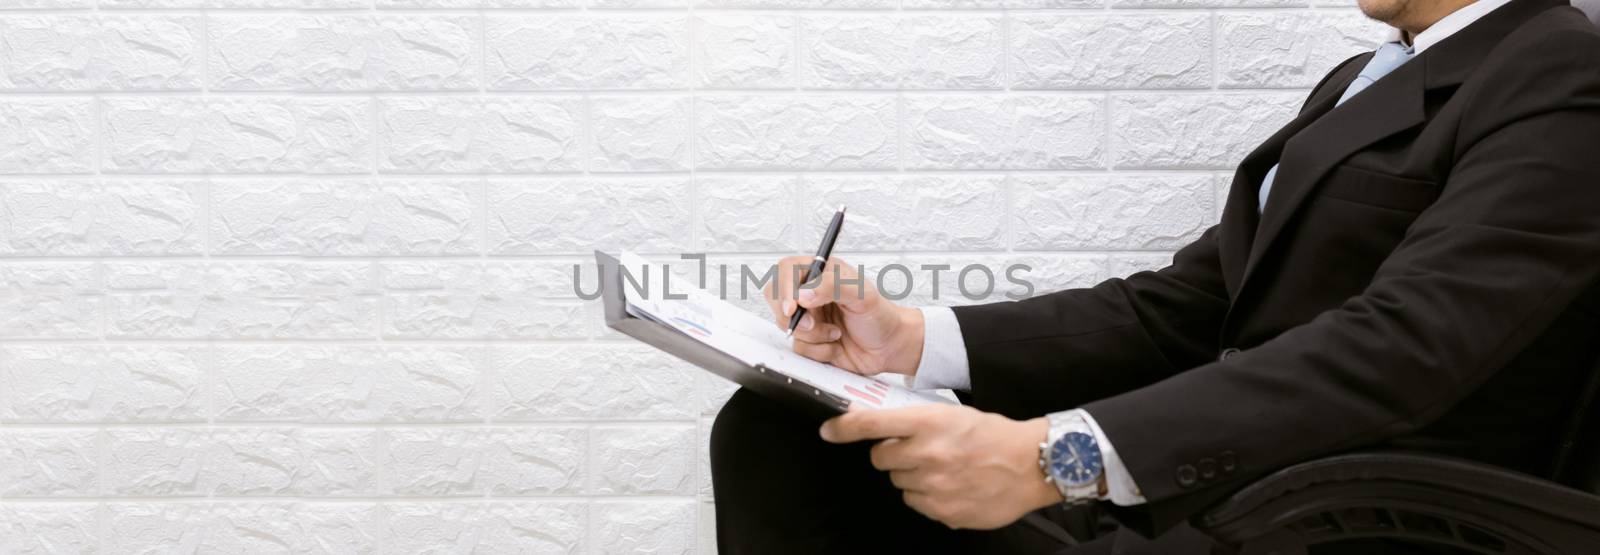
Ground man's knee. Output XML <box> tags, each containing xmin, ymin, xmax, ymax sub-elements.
<box><xmin>712</xmin><ymin>388</ymin><xmax>853</xmax><ymax>482</ymax></box>
<box><xmin>712</xmin><ymin>388</ymin><xmax>807</xmax><ymax>466</ymax></box>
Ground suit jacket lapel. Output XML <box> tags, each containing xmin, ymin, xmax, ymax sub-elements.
<box><xmin>1218</xmin><ymin>61</ymin><xmax>1363</xmax><ymax>297</ymax></box>
<box><xmin>1233</xmin><ymin>56</ymin><xmax>1429</xmax><ymax>294</ymax></box>
<box><xmin>1227</xmin><ymin>0</ymin><xmax>1566</xmax><ymax>301</ymax></box>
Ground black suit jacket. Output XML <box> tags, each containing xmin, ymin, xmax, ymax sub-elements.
<box><xmin>953</xmin><ymin>0</ymin><xmax>1600</xmax><ymax>535</ymax></box>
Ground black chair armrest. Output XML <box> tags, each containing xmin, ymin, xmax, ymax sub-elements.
<box><xmin>1195</xmin><ymin>451</ymin><xmax>1600</xmax><ymax>554</ymax></box>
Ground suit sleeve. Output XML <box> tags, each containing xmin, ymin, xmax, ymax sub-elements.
<box><xmin>1083</xmin><ymin>31</ymin><xmax>1600</xmax><ymax>531</ymax></box>
<box><xmin>950</xmin><ymin>223</ymin><xmax>1232</xmax><ymax>418</ymax></box>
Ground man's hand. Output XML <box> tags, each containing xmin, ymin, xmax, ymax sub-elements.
<box><xmin>819</xmin><ymin>405</ymin><xmax>1064</xmax><ymax>529</ymax></box>
<box><xmin>764</xmin><ymin>256</ymin><xmax>925</xmax><ymax>376</ymax></box>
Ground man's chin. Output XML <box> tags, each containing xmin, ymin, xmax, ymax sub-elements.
<box><xmin>1358</xmin><ymin>0</ymin><xmax>1409</xmax><ymax>24</ymax></box>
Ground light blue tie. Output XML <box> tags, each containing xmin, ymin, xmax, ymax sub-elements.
<box><xmin>1257</xmin><ymin>42</ymin><xmax>1416</xmax><ymax>213</ymax></box>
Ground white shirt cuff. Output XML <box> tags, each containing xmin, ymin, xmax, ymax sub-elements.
<box><xmin>911</xmin><ymin>306</ymin><xmax>972</xmax><ymax>391</ymax></box>
<box><xmin>1072</xmin><ymin>408</ymin><xmax>1146</xmax><ymax>506</ymax></box>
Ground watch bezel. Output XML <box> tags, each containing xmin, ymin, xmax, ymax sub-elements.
<box><xmin>1046</xmin><ymin>431</ymin><xmax>1105</xmax><ymax>488</ymax></box>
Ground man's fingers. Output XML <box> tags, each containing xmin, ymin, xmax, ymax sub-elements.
<box><xmin>791</xmin><ymin>340</ymin><xmax>842</xmax><ymax>365</ymax></box>
<box><xmin>819</xmin><ymin>407</ymin><xmax>932</xmax><ymax>444</ymax></box>
<box><xmin>870</xmin><ymin>438</ymin><xmax>920</xmax><ymax>471</ymax></box>
<box><xmin>888</xmin><ymin>468</ymin><xmax>924</xmax><ymax>490</ymax></box>
<box><xmin>796</xmin><ymin>258</ymin><xmax>876</xmax><ymax>313</ymax></box>
<box><xmin>765</xmin><ymin>255</ymin><xmax>816</xmax><ymax>322</ymax></box>
<box><xmin>790</xmin><ymin>319</ymin><xmax>842</xmax><ymax>344</ymax></box>
<box><xmin>902</xmin><ymin>491</ymin><xmax>951</xmax><ymax>526</ymax></box>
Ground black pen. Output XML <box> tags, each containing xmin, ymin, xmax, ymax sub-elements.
<box><xmin>787</xmin><ymin>206</ymin><xmax>847</xmax><ymax>337</ymax></box>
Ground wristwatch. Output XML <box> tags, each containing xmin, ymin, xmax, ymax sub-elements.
<box><xmin>1038</xmin><ymin>411</ymin><xmax>1109</xmax><ymax>505</ymax></box>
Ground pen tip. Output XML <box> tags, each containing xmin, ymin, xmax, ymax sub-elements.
<box><xmin>785</xmin><ymin>329</ymin><xmax>794</xmax><ymax>337</ymax></box>
<box><xmin>838</xmin><ymin>206</ymin><xmax>847</xmax><ymax>214</ymax></box>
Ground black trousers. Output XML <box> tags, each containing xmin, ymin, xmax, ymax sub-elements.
<box><xmin>709</xmin><ymin>388</ymin><xmax>1217</xmax><ymax>555</ymax></box>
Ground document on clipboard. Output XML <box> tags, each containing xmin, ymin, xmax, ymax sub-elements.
<box><xmin>597</xmin><ymin>251</ymin><xmax>951</xmax><ymax>415</ymax></box>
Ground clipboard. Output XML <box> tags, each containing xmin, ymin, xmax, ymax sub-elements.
<box><xmin>596</xmin><ymin>250</ymin><xmax>853</xmax><ymax>419</ymax></box>
<box><xmin>597</xmin><ymin>251</ymin><xmax>1078</xmax><ymax>546</ymax></box>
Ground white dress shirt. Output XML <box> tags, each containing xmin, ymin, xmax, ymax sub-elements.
<box><xmin>910</xmin><ymin>0</ymin><xmax>1516</xmax><ymax>507</ymax></box>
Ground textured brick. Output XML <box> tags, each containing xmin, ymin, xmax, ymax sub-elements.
<box><xmin>103</xmin><ymin>261</ymin><xmax>377</xmax><ymax>339</ymax></box>
<box><xmin>299</xmin><ymin>503</ymin><xmax>385</xmax><ymax>554</ymax></box>
<box><xmin>103</xmin><ymin>429</ymin><xmax>205</xmax><ymax>495</ymax></box>
<box><xmin>1010</xmin><ymin>14</ymin><xmax>1210</xmax><ymax>89</ymax></box>
<box><xmin>103</xmin><ymin>97</ymin><xmax>372</xmax><ymax>174</ymax></box>
<box><xmin>378</xmin><ymin>0</ymin><xmax>578</xmax><ymax>7</ymax></box>
<box><xmin>488</xmin><ymin>178</ymin><xmax>692</xmax><ymax>254</ymax></box>
<box><xmin>1114</xmin><ymin>0</ymin><xmax>1303</xmax><ymax>7</ymax></box>
<box><xmin>296</xmin><ymin>429</ymin><xmax>383</xmax><ymax>496</ymax></box>
<box><xmin>104</xmin><ymin>0</ymin><xmax>367</xmax><ymax>6</ymax></box>
<box><xmin>697</xmin><ymin>174</ymin><xmax>799</xmax><ymax>252</ymax></box>
<box><xmin>205</xmin><ymin>502</ymin><xmax>307</xmax><ymax>552</ymax></box>
<box><xmin>347</xmin><ymin>442</ymin><xmax>513</xmax><ymax>496</ymax></box>
<box><xmin>379</xmin><ymin>97</ymin><xmax>582</xmax><ymax>173</ymax></box>
<box><xmin>693</xmin><ymin>14</ymin><xmax>795</xmax><ymax>89</ymax></box>
<box><xmin>0</xmin><ymin>262</ymin><xmax>100</xmax><ymax>339</ymax></box>
<box><xmin>483</xmin><ymin>428</ymin><xmax>588</xmax><ymax>494</ymax></box>
<box><xmin>2</xmin><ymin>345</ymin><xmax>206</xmax><ymax>423</ymax></box>
<box><xmin>205</xmin><ymin>428</ymin><xmax>310</xmax><ymax>495</ymax></box>
<box><xmin>696</xmin><ymin>95</ymin><xmax>896</xmax><ymax>170</ymax></box>
<box><xmin>210</xmin><ymin>178</ymin><xmax>480</xmax><ymax>255</ymax></box>
<box><xmin>0</xmin><ymin>179</ymin><xmax>203</xmax><ymax>256</ymax></box>
<box><xmin>382</xmin><ymin>261</ymin><xmax>592</xmax><ymax>339</ymax></box>
<box><xmin>214</xmin><ymin>345</ymin><xmax>483</xmax><ymax>422</ymax></box>
<box><xmin>592</xmin><ymin>425</ymin><xmax>696</xmax><ymax>494</ymax></box>
<box><xmin>205</xmin><ymin>15</ymin><xmax>298</xmax><ymax>90</ymax></box>
<box><xmin>383</xmin><ymin>502</ymin><xmax>586</xmax><ymax>553</ymax></box>
<box><xmin>476</xmin><ymin>502</ymin><xmax>587</xmax><ymax>553</ymax></box>
<box><xmin>698</xmin><ymin>499</ymin><xmax>719</xmax><ymax>555</ymax></box>
<box><xmin>697</xmin><ymin>418</ymin><xmax>716</xmax><ymax>496</ymax></box>
<box><xmin>210</xmin><ymin>15</ymin><xmax>477</xmax><ymax>92</ymax></box>
<box><xmin>0</xmin><ymin>98</ymin><xmax>94</xmax><ymax>174</ymax></box>
<box><xmin>105</xmin><ymin>503</ymin><xmax>211</xmax><ymax>554</ymax></box>
<box><xmin>697</xmin><ymin>0</ymin><xmax>895</xmax><ymax>6</ymax></box>
<box><xmin>1013</xmin><ymin>174</ymin><xmax>1214</xmax><ymax>250</ymax></box>
<box><xmin>486</xmin><ymin>15</ymin><xmax>687</xmax><ymax>90</ymax></box>
<box><xmin>0</xmin><ymin>0</ymin><xmax>95</xmax><ymax>7</ymax></box>
<box><xmin>904</xmin><ymin>94</ymin><xmax>1104</xmax><ymax>169</ymax></box>
<box><xmin>1112</xmin><ymin>93</ymin><xmax>1302</xmax><ymax>169</ymax></box>
<box><xmin>491</xmin><ymin>345</ymin><xmax>698</xmax><ymax>420</ymax></box>
<box><xmin>802</xmin><ymin>15</ymin><xmax>1003</xmax><ymax>89</ymax></box>
<box><xmin>804</xmin><ymin>175</ymin><xmax>1006</xmax><ymax>251</ymax></box>
<box><xmin>0</xmin><ymin>429</ymin><xmax>100</xmax><ymax>497</ymax></box>
<box><xmin>0</xmin><ymin>504</ymin><xmax>101</xmax><ymax>555</ymax></box>
<box><xmin>1219</xmin><ymin>12</ymin><xmax>1389</xmax><ymax>88</ymax></box>
<box><xmin>903</xmin><ymin>0</ymin><xmax>1006</xmax><ymax>8</ymax></box>
<box><xmin>591</xmin><ymin>96</ymin><xmax>691</xmax><ymax>172</ymax></box>
<box><xmin>592</xmin><ymin>500</ymin><xmax>697</xmax><ymax>555</ymax></box>
<box><xmin>366</xmin><ymin>15</ymin><xmax>479</xmax><ymax>90</ymax></box>
<box><xmin>0</xmin><ymin>15</ymin><xmax>201</xmax><ymax>91</ymax></box>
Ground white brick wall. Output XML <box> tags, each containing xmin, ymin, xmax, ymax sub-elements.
<box><xmin>0</xmin><ymin>1</ymin><xmax>1386</xmax><ymax>553</ymax></box>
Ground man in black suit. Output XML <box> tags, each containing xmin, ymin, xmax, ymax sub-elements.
<box><xmin>710</xmin><ymin>0</ymin><xmax>1600</xmax><ymax>552</ymax></box>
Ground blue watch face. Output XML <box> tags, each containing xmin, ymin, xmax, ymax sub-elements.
<box><xmin>1048</xmin><ymin>432</ymin><xmax>1104</xmax><ymax>487</ymax></box>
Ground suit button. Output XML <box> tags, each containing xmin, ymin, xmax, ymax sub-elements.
<box><xmin>1219</xmin><ymin>348</ymin><xmax>1241</xmax><ymax>361</ymax></box>
<box><xmin>1176</xmin><ymin>464</ymin><xmax>1199</xmax><ymax>488</ymax></box>
<box><xmin>1198</xmin><ymin>457</ymin><xmax>1218</xmax><ymax>481</ymax></box>
<box><xmin>1219</xmin><ymin>451</ymin><xmax>1238</xmax><ymax>475</ymax></box>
